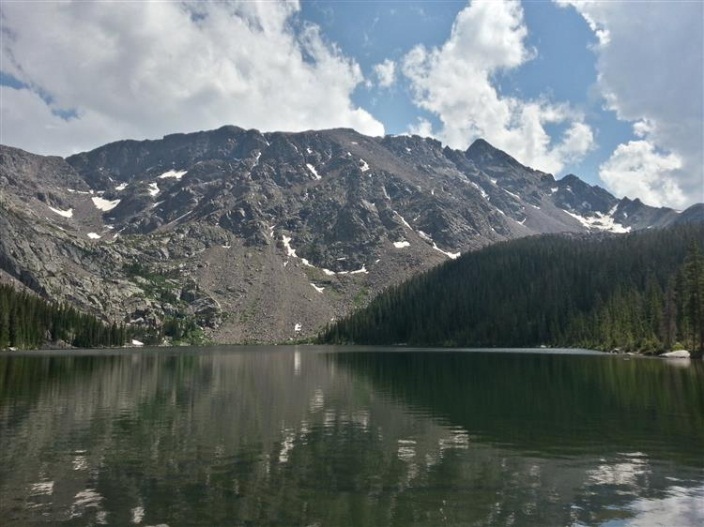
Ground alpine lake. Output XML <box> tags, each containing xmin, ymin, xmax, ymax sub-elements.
<box><xmin>1</xmin><ymin>346</ymin><xmax>703</xmax><ymax>527</ymax></box>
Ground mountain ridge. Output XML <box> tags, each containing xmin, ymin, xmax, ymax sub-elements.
<box><xmin>0</xmin><ymin>126</ymin><xmax>700</xmax><ymax>343</ymax></box>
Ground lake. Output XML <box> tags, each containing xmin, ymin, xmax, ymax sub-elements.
<box><xmin>1</xmin><ymin>346</ymin><xmax>703</xmax><ymax>526</ymax></box>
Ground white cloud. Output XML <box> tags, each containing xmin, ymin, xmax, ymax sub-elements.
<box><xmin>408</xmin><ymin>118</ymin><xmax>434</xmax><ymax>138</ymax></box>
<box><xmin>0</xmin><ymin>0</ymin><xmax>384</xmax><ymax>156</ymax></box>
<box><xmin>600</xmin><ymin>140</ymin><xmax>685</xmax><ymax>208</ymax></box>
<box><xmin>373</xmin><ymin>59</ymin><xmax>396</xmax><ymax>88</ymax></box>
<box><xmin>557</xmin><ymin>0</ymin><xmax>704</xmax><ymax>208</ymax></box>
<box><xmin>400</xmin><ymin>0</ymin><xmax>594</xmax><ymax>174</ymax></box>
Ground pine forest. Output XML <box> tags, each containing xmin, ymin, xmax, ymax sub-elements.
<box><xmin>0</xmin><ymin>284</ymin><xmax>127</xmax><ymax>350</ymax></box>
<box><xmin>318</xmin><ymin>224</ymin><xmax>704</xmax><ymax>357</ymax></box>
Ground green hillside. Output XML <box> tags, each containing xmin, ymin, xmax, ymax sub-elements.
<box><xmin>318</xmin><ymin>225</ymin><xmax>704</xmax><ymax>356</ymax></box>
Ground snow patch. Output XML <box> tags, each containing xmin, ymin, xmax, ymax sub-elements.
<box><xmin>393</xmin><ymin>240</ymin><xmax>410</xmax><ymax>249</ymax></box>
<box><xmin>550</xmin><ymin>187</ymin><xmax>558</xmax><ymax>194</ymax></box>
<box><xmin>417</xmin><ymin>230</ymin><xmax>432</xmax><ymax>242</ymax></box>
<box><xmin>311</xmin><ymin>283</ymin><xmax>325</xmax><ymax>294</ymax></box>
<box><xmin>418</xmin><ymin>229</ymin><xmax>460</xmax><ymax>259</ymax></box>
<box><xmin>282</xmin><ymin>235</ymin><xmax>313</xmax><ymax>267</ymax></box>
<box><xmin>562</xmin><ymin>209</ymin><xmax>631</xmax><ymax>234</ymax></box>
<box><xmin>306</xmin><ymin>163</ymin><xmax>321</xmax><ymax>180</ymax></box>
<box><xmin>503</xmin><ymin>188</ymin><xmax>520</xmax><ymax>200</ymax></box>
<box><xmin>470</xmin><ymin>181</ymin><xmax>489</xmax><ymax>199</ymax></box>
<box><xmin>361</xmin><ymin>199</ymin><xmax>376</xmax><ymax>211</ymax></box>
<box><xmin>393</xmin><ymin>210</ymin><xmax>413</xmax><ymax>230</ymax></box>
<box><xmin>433</xmin><ymin>243</ymin><xmax>460</xmax><ymax>259</ymax></box>
<box><xmin>92</xmin><ymin>197</ymin><xmax>121</xmax><ymax>212</ymax></box>
<box><xmin>49</xmin><ymin>206</ymin><xmax>73</xmax><ymax>218</ymax></box>
<box><xmin>67</xmin><ymin>188</ymin><xmax>91</xmax><ymax>195</ymax></box>
<box><xmin>489</xmin><ymin>177</ymin><xmax>497</xmax><ymax>185</ymax></box>
<box><xmin>282</xmin><ymin>235</ymin><xmax>298</xmax><ymax>258</ymax></box>
<box><xmin>131</xmin><ymin>339</ymin><xmax>144</xmax><ymax>347</ymax></box>
<box><xmin>158</xmin><ymin>169</ymin><xmax>187</xmax><ymax>180</ymax></box>
<box><xmin>148</xmin><ymin>182</ymin><xmax>160</xmax><ymax>197</ymax></box>
<box><xmin>333</xmin><ymin>264</ymin><xmax>369</xmax><ymax>276</ymax></box>
<box><xmin>359</xmin><ymin>159</ymin><xmax>370</xmax><ymax>172</ymax></box>
<box><xmin>283</xmin><ymin>234</ymin><xmax>368</xmax><ymax>276</ymax></box>
<box><xmin>87</xmin><ymin>232</ymin><xmax>101</xmax><ymax>239</ymax></box>
<box><xmin>115</xmin><ymin>182</ymin><xmax>128</xmax><ymax>191</ymax></box>
<box><xmin>382</xmin><ymin>185</ymin><xmax>391</xmax><ymax>200</ymax></box>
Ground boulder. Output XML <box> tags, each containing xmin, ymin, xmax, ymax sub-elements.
<box><xmin>661</xmin><ymin>350</ymin><xmax>690</xmax><ymax>359</ymax></box>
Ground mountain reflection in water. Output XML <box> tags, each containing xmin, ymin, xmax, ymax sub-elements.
<box><xmin>1</xmin><ymin>347</ymin><xmax>702</xmax><ymax>526</ymax></box>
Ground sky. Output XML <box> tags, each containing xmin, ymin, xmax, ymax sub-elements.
<box><xmin>1</xmin><ymin>0</ymin><xmax>702</xmax><ymax>209</ymax></box>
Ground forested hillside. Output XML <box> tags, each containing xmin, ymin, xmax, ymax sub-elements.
<box><xmin>318</xmin><ymin>225</ymin><xmax>704</xmax><ymax>356</ymax></box>
<box><xmin>0</xmin><ymin>284</ymin><xmax>127</xmax><ymax>349</ymax></box>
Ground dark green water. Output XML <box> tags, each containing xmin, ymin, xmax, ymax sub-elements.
<box><xmin>1</xmin><ymin>347</ymin><xmax>703</xmax><ymax>526</ymax></box>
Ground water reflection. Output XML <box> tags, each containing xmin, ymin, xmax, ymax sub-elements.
<box><xmin>0</xmin><ymin>347</ymin><xmax>702</xmax><ymax>526</ymax></box>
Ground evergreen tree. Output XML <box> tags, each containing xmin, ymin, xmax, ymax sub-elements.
<box><xmin>682</xmin><ymin>243</ymin><xmax>704</xmax><ymax>357</ymax></box>
<box><xmin>318</xmin><ymin>224</ymin><xmax>704</xmax><ymax>353</ymax></box>
<box><xmin>0</xmin><ymin>284</ymin><xmax>128</xmax><ymax>350</ymax></box>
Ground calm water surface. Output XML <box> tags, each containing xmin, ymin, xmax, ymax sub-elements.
<box><xmin>1</xmin><ymin>346</ymin><xmax>703</xmax><ymax>526</ymax></box>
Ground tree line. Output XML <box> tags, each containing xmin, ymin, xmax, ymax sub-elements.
<box><xmin>318</xmin><ymin>224</ymin><xmax>704</xmax><ymax>356</ymax></box>
<box><xmin>0</xmin><ymin>284</ymin><xmax>127</xmax><ymax>349</ymax></box>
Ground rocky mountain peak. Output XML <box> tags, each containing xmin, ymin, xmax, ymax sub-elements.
<box><xmin>1</xmin><ymin>126</ymin><xmax>700</xmax><ymax>343</ymax></box>
<box><xmin>466</xmin><ymin>138</ymin><xmax>523</xmax><ymax>169</ymax></box>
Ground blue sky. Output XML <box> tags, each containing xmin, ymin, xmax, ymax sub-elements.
<box><xmin>1</xmin><ymin>0</ymin><xmax>702</xmax><ymax>208</ymax></box>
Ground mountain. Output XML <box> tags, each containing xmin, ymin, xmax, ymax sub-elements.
<box><xmin>0</xmin><ymin>126</ymin><xmax>699</xmax><ymax>343</ymax></box>
<box><xmin>318</xmin><ymin>224</ymin><xmax>704</xmax><ymax>355</ymax></box>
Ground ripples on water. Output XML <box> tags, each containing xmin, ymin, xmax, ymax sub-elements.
<box><xmin>0</xmin><ymin>347</ymin><xmax>702</xmax><ymax>526</ymax></box>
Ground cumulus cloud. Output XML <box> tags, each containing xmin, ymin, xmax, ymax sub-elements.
<box><xmin>557</xmin><ymin>0</ymin><xmax>704</xmax><ymax>208</ymax></box>
<box><xmin>373</xmin><ymin>59</ymin><xmax>396</xmax><ymax>88</ymax></box>
<box><xmin>0</xmin><ymin>0</ymin><xmax>384</xmax><ymax>156</ymax></box>
<box><xmin>600</xmin><ymin>141</ymin><xmax>685</xmax><ymax>208</ymax></box>
<box><xmin>400</xmin><ymin>0</ymin><xmax>594</xmax><ymax>175</ymax></box>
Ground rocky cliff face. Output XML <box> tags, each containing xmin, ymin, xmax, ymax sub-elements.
<box><xmin>0</xmin><ymin>126</ymin><xmax>696</xmax><ymax>342</ymax></box>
